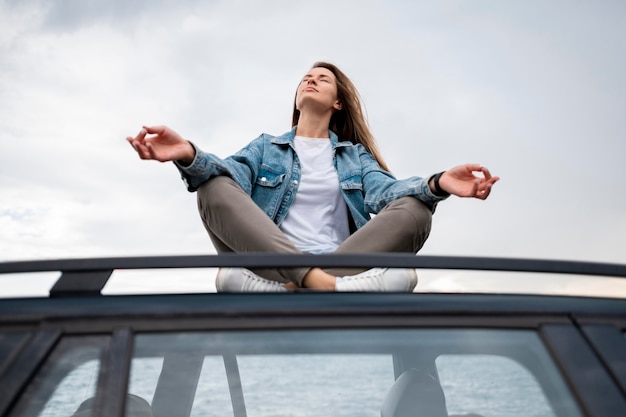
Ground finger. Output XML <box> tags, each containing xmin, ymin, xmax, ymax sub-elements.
<box><xmin>129</xmin><ymin>140</ymin><xmax>152</xmax><ymax>160</ymax></box>
<box><xmin>467</xmin><ymin>179</ymin><xmax>479</xmax><ymax>197</ymax></box>
<box><xmin>473</xmin><ymin>184</ymin><xmax>487</xmax><ymax>200</ymax></box>
<box><xmin>138</xmin><ymin>145</ymin><xmax>152</xmax><ymax>160</ymax></box>
<box><xmin>133</xmin><ymin>128</ymin><xmax>147</xmax><ymax>142</ymax></box>
<box><xmin>487</xmin><ymin>177</ymin><xmax>500</xmax><ymax>186</ymax></box>
<box><xmin>473</xmin><ymin>180</ymin><xmax>489</xmax><ymax>199</ymax></box>
<box><xmin>146</xmin><ymin>142</ymin><xmax>170</xmax><ymax>162</ymax></box>
<box><xmin>481</xmin><ymin>166</ymin><xmax>492</xmax><ymax>180</ymax></box>
<box><xmin>143</xmin><ymin>125</ymin><xmax>165</xmax><ymax>135</ymax></box>
<box><xmin>126</xmin><ymin>137</ymin><xmax>139</xmax><ymax>152</ymax></box>
<box><xmin>480</xmin><ymin>184</ymin><xmax>493</xmax><ymax>200</ymax></box>
<box><xmin>146</xmin><ymin>142</ymin><xmax>159</xmax><ymax>160</ymax></box>
<box><xmin>127</xmin><ymin>138</ymin><xmax>148</xmax><ymax>157</ymax></box>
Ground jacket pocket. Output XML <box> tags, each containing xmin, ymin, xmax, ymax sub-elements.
<box><xmin>255</xmin><ymin>169</ymin><xmax>285</xmax><ymax>188</ymax></box>
<box><xmin>340</xmin><ymin>176</ymin><xmax>368</xmax><ymax>228</ymax></box>
<box><xmin>252</xmin><ymin>168</ymin><xmax>286</xmax><ymax>220</ymax></box>
<box><xmin>340</xmin><ymin>176</ymin><xmax>363</xmax><ymax>192</ymax></box>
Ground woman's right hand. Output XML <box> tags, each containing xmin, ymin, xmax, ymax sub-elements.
<box><xmin>127</xmin><ymin>125</ymin><xmax>196</xmax><ymax>165</ymax></box>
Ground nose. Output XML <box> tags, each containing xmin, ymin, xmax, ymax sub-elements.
<box><xmin>306</xmin><ymin>78</ymin><xmax>317</xmax><ymax>85</ymax></box>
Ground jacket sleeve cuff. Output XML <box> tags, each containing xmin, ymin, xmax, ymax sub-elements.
<box><xmin>173</xmin><ymin>142</ymin><xmax>206</xmax><ymax>192</ymax></box>
<box><xmin>418</xmin><ymin>179</ymin><xmax>448</xmax><ymax>213</ymax></box>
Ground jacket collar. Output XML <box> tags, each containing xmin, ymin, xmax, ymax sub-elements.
<box><xmin>271</xmin><ymin>126</ymin><xmax>353</xmax><ymax>149</ymax></box>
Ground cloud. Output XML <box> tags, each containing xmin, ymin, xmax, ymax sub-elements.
<box><xmin>0</xmin><ymin>0</ymin><xmax>624</xmax><ymax>296</ymax></box>
<box><xmin>417</xmin><ymin>270</ymin><xmax>626</xmax><ymax>299</ymax></box>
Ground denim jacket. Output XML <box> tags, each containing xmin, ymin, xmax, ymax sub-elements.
<box><xmin>176</xmin><ymin>127</ymin><xmax>446</xmax><ymax>230</ymax></box>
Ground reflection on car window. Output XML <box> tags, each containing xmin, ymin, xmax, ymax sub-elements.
<box><xmin>43</xmin><ymin>360</ymin><xmax>99</xmax><ymax>415</ymax></box>
<box><xmin>127</xmin><ymin>357</ymin><xmax>164</xmax><ymax>407</ymax></box>
<box><xmin>8</xmin><ymin>336</ymin><xmax>106</xmax><ymax>417</ymax></box>
<box><xmin>130</xmin><ymin>330</ymin><xmax>583</xmax><ymax>417</ymax></box>
<box><xmin>191</xmin><ymin>356</ymin><xmax>235</xmax><ymax>416</ymax></box>
<box><xmin>438</xmin><ymin>355</ymin><xmax>555</xmax><ymax>417</ymax></box>
<box><xmin>237</xmin><ymin>354</ymin><xmax>392</xmax><ymax>417</ymax></box>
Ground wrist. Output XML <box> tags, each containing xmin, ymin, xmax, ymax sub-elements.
<box><xmin>429</xmin><ymin>171</ymin><xmax>450</xmax><ymax>197</ymax></box>
<box><xmin>177</xmin><ymin>141</ymin><xmax>196</xmax><ymax>167</ymax></box>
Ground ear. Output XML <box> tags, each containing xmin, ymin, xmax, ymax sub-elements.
<box><xmin>333</xmin><ymin>100</ymin><xmax>343</xmax><ymax>111</ymax></box>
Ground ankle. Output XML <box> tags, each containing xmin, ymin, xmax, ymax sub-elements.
<box><xmin>302</xmin><ymin>268</ymin><xmax>337</xmax><ymax>290</ymax></box>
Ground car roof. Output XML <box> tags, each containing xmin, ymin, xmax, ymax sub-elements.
<box><xmin>1</xmin><ymin>254</ymin><xmax>625</xmax><ymax>330</ymax></box>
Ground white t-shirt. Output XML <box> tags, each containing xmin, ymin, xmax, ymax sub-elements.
<box><xmin>280</xmin><ymin>136</ymin><xmax>350</xmax><ymax>254</ymax></box>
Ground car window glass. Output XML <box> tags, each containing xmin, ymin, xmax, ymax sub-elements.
<box><xmin>437</xmin><ymin>354</ymin><xmax>555</xmax><ymax>417</ymax></box>
<box><xmin>130</xmin><ymin>329</ymin><xmax>583</xmax><ymax>417</ymax></box>
<box><xmin>237</xmin><ymin>354</ymin><xmax>392</xmax><ymax>416</ymax></box>
<box><xmin>130</xmin><ymin>353</ymin><xmax>392</xmax><ymax>417</ymax></box>
<box><xmin>130</xmin><ymin>332</ymin><xmax>393</xmax><ymax>417</ymax></box>
<box><xmin>127</xmin><ymin>357</ymin><xmax>164</xmax><ymax>405</ymax></box>
<box><xmin>8</xmin><ymin>336</ymin><xmax>106</xmax><ymax>417</ymax></box>
<box><xmin>191</xmin><ymin>356</ymin><xmax>235</xmax><ymax>416</ymax></box>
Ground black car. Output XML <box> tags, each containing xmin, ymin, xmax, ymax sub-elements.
<box><xmin>1</xmin><ymin>254</ymin><xmax>625</xmax><ymax>417</ymax></box>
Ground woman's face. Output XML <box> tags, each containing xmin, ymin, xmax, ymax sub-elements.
<box><xmin>295</xmin><ymin>67</ymin><xmax>342</xmax><ymax>114</ymax></box>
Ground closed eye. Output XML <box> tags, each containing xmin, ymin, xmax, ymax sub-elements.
<box><xmin>301</xmin><ymin>74</ymin><xmax>333</xmax><ymax>83</ymax></box>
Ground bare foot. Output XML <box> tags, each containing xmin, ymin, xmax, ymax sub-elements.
<box><xmin>284</xmin><ymin>282</ymin><xmax>300</xmax><ymax>291</ymax></box>
<box><xmin>302</xmin><ymin>268</ymin><xmax>337</xmax><ymax>291</ymax></box>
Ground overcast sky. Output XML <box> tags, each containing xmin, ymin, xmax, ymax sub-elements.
<box><xmin>1</xmin><ymin>0</ymin><xmax>625</xmax><ymax>296</ymax></box>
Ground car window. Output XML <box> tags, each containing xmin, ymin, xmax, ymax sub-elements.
<box><xmin>437</xmin><ymin>355</ymin><xmax>555</xmax><ymax>417</ymax></box>
<box><xmin>129</xmin><ymin>332</ymin><xmax>393</xmax><ymax>417</ymax></box>
<box><xmin>128</xmin><ymin>329</ymin><xmax>583</xmax><ymax>417</ymax></box>
<box><xmin>126</xmin><ymin>357</ymin><xmax>164</xmax><ymax>406</ymax></box>
<box><xmin>127</xmin><ymin>353</ymin><xmax>392</xmax><ymax>417</ymax></box>
<box><xmin>8</xmin><ymin>336</ymin><xmax>106</xmax><ymax>417</ymax></box>
<box><xmin>236</xmin><ymin>354</ymin><xmax>392</xmax><ymax>416</ymax></box>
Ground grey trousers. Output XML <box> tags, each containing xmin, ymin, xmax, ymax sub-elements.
<box><xmin>197</xmin><ymin>176</ymin><xmax>432</xmax><ymax>287</ymax></box>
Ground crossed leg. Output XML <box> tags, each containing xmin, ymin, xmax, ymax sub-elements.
<box><xmin>197</xmin><ymin>176</ymin><xmax>432</xmax><ymax>288</ymax></box>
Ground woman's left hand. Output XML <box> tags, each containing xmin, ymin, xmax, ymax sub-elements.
<box><xmin>438</xmin><ymin>164</ymin><xmax>500</xmax><ymax>200</ymax></box>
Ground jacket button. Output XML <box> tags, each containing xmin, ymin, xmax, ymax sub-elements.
<box><xmin>261</xmin><ymin>177</ymin><xmax>267</xmax><ymax>182</ymax></box>
<box><xmin>293</xmin><ymin>180</ymin><xmax>298</xmax><ymax>185</ymax></box>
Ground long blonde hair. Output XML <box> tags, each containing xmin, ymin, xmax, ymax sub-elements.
<box><xmin>291</xmin><ymin>62</ymin><xmax>390</xmax><ymax>172</ymax></box>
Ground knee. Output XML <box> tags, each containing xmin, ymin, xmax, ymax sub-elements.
<box><xmin>387</xmin><ymin>198</ymin><xmax>433</xmax><ymax>252</ymax></box>
<box><xmin>197</xmin><ymin>176</ymin><xmax>238</xmax><ymax>215</ymax></box>
<box><xmin>390</xmin><ymin>197</ymin><xmax>432</xmax><ymax>230</ymax></box>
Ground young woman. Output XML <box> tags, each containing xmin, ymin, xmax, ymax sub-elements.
<box><xmin>127</xmin><ymin>62</ymin><xmax>499</xmax><ymax>292</ymax></box>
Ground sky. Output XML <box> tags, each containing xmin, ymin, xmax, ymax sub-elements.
<box><xmin>1</xmin><ymin>0</ymin><xmax>625</xmax><ymax>297</ymax></box>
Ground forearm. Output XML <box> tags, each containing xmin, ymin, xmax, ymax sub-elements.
<box><xmin>364</xmin><ymin>176</ymin><xmax>447</xmax><ymax>214</ymax></box>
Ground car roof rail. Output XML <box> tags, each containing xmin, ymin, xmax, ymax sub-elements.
<box><xmin>0</xmin><ymin>254</ymin><xmax>625</xmax><ymax>298</ymax></box>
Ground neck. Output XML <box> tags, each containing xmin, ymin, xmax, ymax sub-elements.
<box><xmin>295</xmin><ymin>112</ymin><xmax>332</xmax><ymax>138</ymax></box>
